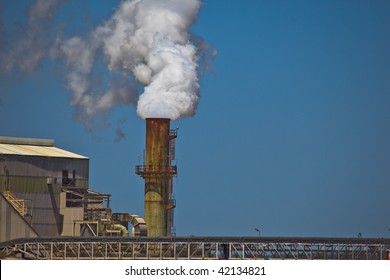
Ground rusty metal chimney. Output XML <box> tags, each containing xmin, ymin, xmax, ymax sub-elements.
<box><xmin>136</xmin><ymin>118</ymin><xmax>177</xmax><ymax>237</ymax></box>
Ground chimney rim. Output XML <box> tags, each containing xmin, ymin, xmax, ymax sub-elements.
<box><xmin>145</xmin><ymin>118</ymin><xmax>171</xmax><ymax>121</ymax></box>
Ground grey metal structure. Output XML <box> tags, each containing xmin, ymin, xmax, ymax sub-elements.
<box><xmin>0</xmin><ymin>136</ymin><xmax>143</xmax><ymax>241</ymax></box>
<box><xmin>0</xmin><ymin>136</ymin><xmax>89</xmax><ymax>240</ymax></box>
<box><xmin>1</xmin><ymin>237</ymin><xmax>389</xmax><ymax>260</ymax></box>
<box><xmin>0</xmin><ymin>193</ymin><xmax>38</xmax><ymax>241</ymax></box>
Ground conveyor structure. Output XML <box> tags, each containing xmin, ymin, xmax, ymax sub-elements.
<box><xmin>1</xmin><ymin>236</ymin><xmax>389</xmax><ymax>260</ymax></box>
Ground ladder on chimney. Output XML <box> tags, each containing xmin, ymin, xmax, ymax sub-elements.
<box><xmin>4</xmin><ymin>190</ymin><xmax>27</xmax><ymax>217</ymax></box>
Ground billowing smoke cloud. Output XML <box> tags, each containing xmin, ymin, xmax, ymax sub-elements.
<box><xmin>1</xmin><ymin>0</ymin><xmax>207</xmax><ymax>125</ymax></box>
<box><xmin>55</xmin><ymin>0</ymin><xmax>201</xmax><ymax>120</ymax></box>
<box><xmin>0</xmin><ymin>0</ymin><xmax>64</xmax><ymax>74</ymax></box>
<box><xmin>100</xmin><ymin>0</ymin><xmax>201</xmax><ymax>120</ymax></box>
<box><xmin>52</xmin><ymin>30</ymin><xmax>138</xmax><ymax>124</ymax></box>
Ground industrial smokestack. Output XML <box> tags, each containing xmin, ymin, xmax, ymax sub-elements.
<box><xmin>136</xmin><ymin>118</ymin><xmax>177</xmax><ymax>237</ymax></box>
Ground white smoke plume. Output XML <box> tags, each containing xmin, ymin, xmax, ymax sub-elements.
<box><xmin>1</xmin><ymin>0</ymin><xmax>206</xmax><ymax>125</ymax></box>
<box><xmin>52</xmin><ymin>30</ymin><xmax>138</xmax><ymax>124</ymax></box>
<box><xmin>0</xmin><ymin>0</ymin><xmax>64</xmax><ymax>74</ymax></box>
<box><xmin>52</xmin><ymin>0</ymin><xmax>202</xmax><ymax>121</ymax></box>
<box><xmin>100</xmin><ymin>0</ymin><xmax>201</xmax><ymax>120</ymax></box>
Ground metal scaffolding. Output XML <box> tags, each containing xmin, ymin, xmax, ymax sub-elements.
<box><xmin>1</xmin><ymin>237</ymin><xmax>389</xmax><ymax>260</ymax></box>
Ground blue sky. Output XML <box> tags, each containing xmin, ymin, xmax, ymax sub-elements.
<box><xmin>1</xmin><ymin>0</ymin><xmax>390</xmax><ymax>238</ymax></box>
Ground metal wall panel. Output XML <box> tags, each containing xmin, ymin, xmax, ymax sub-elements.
<box><xmin>0</xmin><ymin>176</ymin><xmax>88</xmax><ymax>193</ymax></box>
<box><xmin>0</xmin><ymin>141</ymin><xmax>91</xmax><ymax>238</ymax></box>
<box><xmin>15</xmin><ymin>192</ymin><xmax>63</xmax><ymax>237</ymax></box>
<box><xmin>0</xmin><ymin>154</ymin><xmax>89</xmax><ymax>193</ymax></box>
<box><xmin>0</xmin><ymin>155</ymin><xmax>89</xmax><ymax>178</ymax></box>
<box><xmin>0</xmin><ymin>193</ymin><xmax>38</xmax><ymax>242</ymax></box>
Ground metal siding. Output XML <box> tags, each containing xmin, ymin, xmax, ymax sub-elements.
<box><xmin>0</xmin><ymin>139</ymin><xmax>90</xmax><ymax>238</ymax></box>
<box><xmin>0</xmin><ymin>176</ymin><xmax>89</xmax><ymax>193</ymax></box>
<box><xmin>15</xmin><ymin>192</ymin><xmax>63</xmax><ymax>236</ymax></box>
<box><xmin>0</xmin><ymin>155</ymin><xmax>89</xmax><ymax>177</ymax></box>
<box><xmin>0</xmin><ymin>176</ymin><xmax>49</xmax><ymax>193</ymax></box>
<box><xmin>61</xmin><ymin>207</ymin><xmax>84</xmax><ymax>236</ymax></box>
<box><xmin>0</xmin><ymin>193</ymin><xmax>39</xmax><ymax>242</ymax></box>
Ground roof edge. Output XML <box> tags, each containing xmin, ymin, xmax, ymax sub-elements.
<box><xmin>0</xmin><ymin>136</ymin><xmax>54</xmax><ymax>147</ymax></box>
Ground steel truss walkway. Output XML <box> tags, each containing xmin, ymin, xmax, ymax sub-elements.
<box><xmin>1</xmin><ymin>237</ymin><xmax>389</xmax><ymax>260</ymax></box>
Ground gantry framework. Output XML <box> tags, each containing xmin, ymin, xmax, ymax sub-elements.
<box><xmin>1</xmin><ymin>237</ymin><xmax>389</xmax><ymax>260</ymax></box>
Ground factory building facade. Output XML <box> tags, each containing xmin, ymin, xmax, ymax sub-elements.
<box><xmin>0</xmin><ymin>136</ymin><xmax>145</xmax><ymax>242</ymax></box>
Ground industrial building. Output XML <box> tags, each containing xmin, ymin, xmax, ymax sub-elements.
<box><xmin>1</xmin><ymin>133</ymin><xmax>389</xmax><ymax>260</ymax></box>
<box><xmin>0</xmin><ymin>118</ymin><xmax>180</xmax><ymax>243</ymax></box>
<box><xmin>0</xmin><ymin>136</ymin><xmax>146</xmax><ymax>243</ymax></box>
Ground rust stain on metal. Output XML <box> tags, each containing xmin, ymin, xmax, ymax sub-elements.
<box><xmin>136</xmin><ymin>118</ymin><xmax>177</xmax><ymax>237</ymax></box>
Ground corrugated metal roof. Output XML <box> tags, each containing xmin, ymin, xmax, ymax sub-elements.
<box><xmin>0</xmin><ymin>143</ymin><xmax>88</xmax><ymax>159</ymax></box>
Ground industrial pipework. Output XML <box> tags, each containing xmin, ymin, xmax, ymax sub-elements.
<box><xmin>136</xmin><ymin>118</ymin><xmax>177</xmax><ymax>237</ymax></box>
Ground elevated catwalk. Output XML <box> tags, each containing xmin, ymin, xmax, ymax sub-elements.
<box><xmin>1</xmin><ymin>236</ymin><xmax>389</xmax><ymax>260</ymax></box>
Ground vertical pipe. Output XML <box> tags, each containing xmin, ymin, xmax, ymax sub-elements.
<box><xmin>144</xmin><ymin>118</ymin><xmax>170</xmax><ymax>237</ymax></box>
